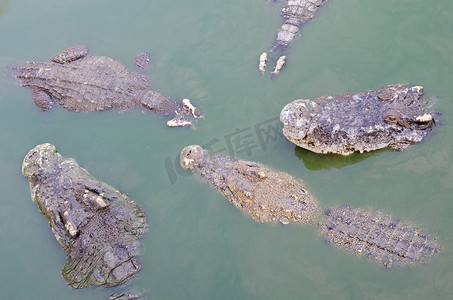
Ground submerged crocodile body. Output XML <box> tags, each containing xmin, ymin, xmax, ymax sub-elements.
<box><xmin>12</xmin><ymin>45</ymin><xmax>201</xmax><ymax>127</ymax></box>
<box><xmin>22</xmin><ymin>143</ymin><xmax>147</xmax><ymax>289</ymax></box>
<box><xmin>280</xmin><ymin>84</ymin><xmax>435</xmax><ymax>155</ymax></box>
<box><xmin>259</xmin><ymin>0</ymin><xmax>330</xmax><ymax>76</ymax></box>
<box><xmin>319</xmin><ymin>206</ymin><xmax>439</xmax><ymax>267</ymax></box>
<box><xmin>181</xmin><ymin>145</ymin><xmax>439</xmax><ymax>266</ymax></box>
<box><xmin>180</xmin><ymin>145</ymin><xmax>319</xmax><ymax>224</ymax></box>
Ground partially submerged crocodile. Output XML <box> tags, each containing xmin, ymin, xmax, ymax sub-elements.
<box><xmin>259</xmin><ymin>0</ymin><xmax>330</xmax><ymax>76</ymax></box>
<box><xmin>22</xmin><ymin>143</ymin><xmax>147</xmax><ymax>289</ymax></box>
<box><xmin>180</xmin><ymin>145</ymin><xmax>319</xmax><ymax>224</ymax></box>
<box><xmin>181</xmin><ymin>145</ymin><xmax>439</xmax><ymax>267</ymax></box>
<box><xmin>280</xmin><ymin>84</ymin><xmax>435</xmax><ymax>155</ymax></box>
<box><xmin>12</xmin><ymin>45</ymin><xmax>201</xmax><ymax>127</ymax></box>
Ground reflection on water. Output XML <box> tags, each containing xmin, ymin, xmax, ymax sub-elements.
<box><xmin>294</xmin><ymin>145</ymin><xmax>386</xmax><ymax>170</ymax></box>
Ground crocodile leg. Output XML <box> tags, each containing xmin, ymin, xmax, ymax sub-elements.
<box><xmin>50</xmin><ymin>45</ymin><xmax>89</xmax><ymax>64</ymax></box>
<box><xmin>140</xmin><ymin>91</ymin><xmax>202</xmax><ymax>127</ymax></box>
<box><xmin>32</xmin><ymin>89</ymin><xmax>54</xmax><ymax>111</ymax></box>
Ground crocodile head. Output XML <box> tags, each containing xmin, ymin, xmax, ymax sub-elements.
<box><xmin>179</xmin><ymin>145</ymin><xmax>207</xmax><ymax>170</ymax></box>
<box><xmin>280</xmin><ymin>84</ymin><xmax>435</xmax><ymax>155</ymax></box>
<box><xmin>22</xmin><ymin>143</ymin><xmax>147</xmax><ymax>289</ymax></box>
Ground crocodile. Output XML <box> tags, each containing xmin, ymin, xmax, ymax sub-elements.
<box><xmin>22</xmin><ymin>143</ymin><xmax>147</xmax><ymax>289</ymax></box>
<box><xmin>12</xmin><ymin>45</ymin><xmax>201</xmax><ymax>127</ymax></box>
<box><xmin>259</xmin><ymin>0</ymin><xmax>330</xmax><ymax>76</ymax></box>
<box><xmin>180</xmin><ymin>145</ymin><xmax>319</xmax><ymax>224</ymax></box>
<box><xmin>181</xmin><ymin>145</ymin><xmax>440</xmax><ymax>266</ymax></box>
<box><xmin>280</xmin><ymin>84</ymin><xmax>435</xmax><ymax>155</ymax></box>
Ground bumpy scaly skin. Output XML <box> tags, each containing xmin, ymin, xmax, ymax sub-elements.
<box><xmin>280</xmin><ymin>84</ymin><xmax>435</xmax><ymax>155</ymax></box>
<box><xmin>50</xmin><ymin>45</ymin><xmax>89</xmax><ymax>64</ymax></box>
<box><xmin>12</xmin><ymin>45</ymin><xmax>201</xmax><ymax>127</ymax></box>
<box><xmin>22</xmin><ymin>144</ymin><xmax>147</xmax><ymax>289</ymax></box>
<box><xmin>109</xmin><ymin>291</ymin><xmax>144</xmax><ymax>300</ymax></box>
<box><xmin>319</xmin><ymin>207</ymin><xmax>440</xmax><ymax>267</ymax></box>
<box><xmin>15</xmin><ymin>56</ymin><xmax>153</xmax><ymax>111</ymax></box>
<box><xmin>180</xmin><ymin>145</ymin><xmax>319</xmax><ymax>224</ymax></box>
<box><xmin>271</xmin><ymin>0</ymin><xmax>330</xmax><ymax>54</ymax></box>
<box><xmin>259</xmin><ymin>1</ymin><xmax>329</xmax><ymax>75</ymax></box>
<box><xmin>134</xmin><ymin>52</ymin><xmax>150</xmax><ymax>70</ymax></box>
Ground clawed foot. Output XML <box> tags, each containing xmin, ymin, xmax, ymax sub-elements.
<box><xmin>258</xmin><ymin>52</ymin><xmax>286</xmax><ymax>78</ymax></box>
<box><xmin>166</xmin><ymin>99</ymin><xmax>203</xmax><ymax>127</ymax></box>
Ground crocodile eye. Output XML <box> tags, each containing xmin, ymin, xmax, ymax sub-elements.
<box><xmin>386</xmin><ymin>115</ymin><xmax>397</xmax><ymax>122</ymax></box>
<box><xmin>383</xmin><ymin>110</ymin><xmax>399</xmax><ymax>124</ymax></box>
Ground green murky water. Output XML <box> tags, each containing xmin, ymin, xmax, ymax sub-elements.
<box><xmin>1</xmin><ymin>0</ymin><xmax>453</xmax><ymax>299</ymax></box>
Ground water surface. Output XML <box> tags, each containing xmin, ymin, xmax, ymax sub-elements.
<box><xmin>1</xmin><ymin>0</ymin><xmax>453</xmax><ymax>299</ymax></box>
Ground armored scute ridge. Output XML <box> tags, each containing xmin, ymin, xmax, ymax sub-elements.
<box><xmin>280</xmin><ymin>84</ymin><xmax>435</xmax><ymax>155</ymax></box>
<box><xmin>22</xmin><ymin>143</ymin><xmax>147</xmax><ymax>289</ymax></box>
<box><xmin>259</xmin><ymin>0</ymin><xmax>330</xmax><ymax>75</ymax></box>
<box><xmin>180</xmin><ymin>145</ymin><xmax>319</xmax><ymax>224</ymax></box>
<box><xmin>272</xmin><ymin>0</ymin><xmax>329</xmax><ymax>54</ymax></box>
<box><xmin>12</xmin><ymin>45</ymin><xmax>201</xmax><ymax>127</ymax></box>
<box><xmin>319</xmin><ymin>207</ymin><xmax>440</xmax><ymax>267</ymax></box>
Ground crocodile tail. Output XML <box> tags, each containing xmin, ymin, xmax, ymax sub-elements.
<box><xmin>319</xmin><ymin>206</ymin><xmax>440</xmax><ymax>267</ymax></box>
